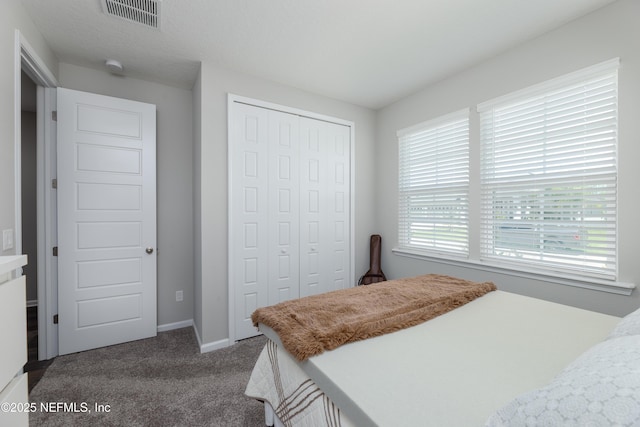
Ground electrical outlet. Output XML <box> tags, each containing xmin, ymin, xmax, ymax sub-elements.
<box><xmin>176</xmin><ymin>290</ymin><xmax>183</xmax><ymax>302</ymax></box>
<box><xmin>2</xmin><ymin>229</ymin><xmax>14</xmax><ymax>251</ymax></box>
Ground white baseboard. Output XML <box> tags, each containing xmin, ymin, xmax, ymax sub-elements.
<box><xmin>193</xmin><ymin>324</ymin><xmax>231</xmax><ymax>353</ymax></box>
<box><xmin>157</xmin><ymin>319</ymin><xmax>193</xmax><ymax>332</ymax></box>
<box><xmin>200</xmin><ymin>337</ymin><xmax>231</xmax><ymax>353</ymax></box>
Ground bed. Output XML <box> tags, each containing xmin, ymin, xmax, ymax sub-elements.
<box><xmin>245</xmin><ymin>275</ymin><xmax>639</xmax><ymax>426</ymax></box>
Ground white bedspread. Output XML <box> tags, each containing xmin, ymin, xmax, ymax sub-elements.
<box><xmin>248</xmin><ymin>291</ymin><xmax>620</xmax><ymax>426</ymax></box>
<box><xmin>246</xmin><ymin>339</ymin><xmax>356</xmax><ymax>427</ymax></box>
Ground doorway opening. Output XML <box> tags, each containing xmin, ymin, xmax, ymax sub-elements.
<box><xmin>15</xmin><ymin>31</ymin><xmax>59</xmax><ymax>389</ymax></box>
<box><xmin>20</xmin><ymin>69</ymin><xmax>53</xmax><ymax>392</ymax></box>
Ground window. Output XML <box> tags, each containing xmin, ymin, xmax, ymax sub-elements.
<box><xmin>397</xmin><ymin>109</ymin><xmax>469</xmax><ymax>257</ymax></box>
<box><xmin>478</xmin><ymin>61</ymin><xmax>619</xmax><ymax>280</ymax></box>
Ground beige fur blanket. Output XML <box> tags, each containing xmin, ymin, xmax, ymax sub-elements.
<box><xmin>251</xmin><ymin>274</ymin><xmax>496</xmax><ymax>361</ymax></box>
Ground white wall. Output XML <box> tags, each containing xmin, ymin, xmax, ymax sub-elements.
<box><xmin>375</xmin><ymin>0</ymin><xmax>640</xmax><ymax>317</ymax></box>
<box><xmin>0</xmin><ymin>0</ymin><xmax>57</xmax><ymax>256</ymax></box>
<box><xmin>58</xmin><ymin>63</ymin><xmax>195</xmax><ymax>327</ymax></box>
<box><xmin>195</xmin><ymin>63</ymin><xmax>377</xmax><ymax>345</ymax></box>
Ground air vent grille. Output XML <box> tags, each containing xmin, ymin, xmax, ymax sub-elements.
<box><xmin>101</xmin><ymin>0</ymin><xmax>162</xmax><ymax>30</ymax></box>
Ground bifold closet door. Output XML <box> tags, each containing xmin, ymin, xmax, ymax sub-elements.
<box><xmin>231</xmin><ymin>103</ymin><xmax>270</xmax><ymax>340</ymax></box>
<box><xmin>231</xmin><ymin>101</ymin><xmax>351</xmax><ymax>340</ymax></box>
<box><xmin>267</xmin><ymin>111</ymin><xmax>300</xmax><ymax>305</ymax></box>
<box><xmin>231</xmin><ymin>104</ymin><xmax>302</xmax><ymax>339</ymax></box>
<box><xmin>299</xmin><ymin>117</ymin><xmax>351</xmax><ymax>297</ymax></box>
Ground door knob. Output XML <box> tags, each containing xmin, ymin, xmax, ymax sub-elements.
<box><xmin>146</xmin><ymin>247</ymin><xmax>154</xmax><ymax>254</ymax></box>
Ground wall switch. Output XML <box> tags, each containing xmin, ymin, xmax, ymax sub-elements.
<box><xmin>176</xmin><ymin>290</ymin><xmax>183</xmax><ymax>302</ymax></box>
<box><xmin>2</xmin><ymin>229</ymin><xmax>14</xmax><ymax>251</ymax></box>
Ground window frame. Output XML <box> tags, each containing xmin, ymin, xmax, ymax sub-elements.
<box><xmin>478</xmin><ymin>59</ymin><xmax>619</xmax><ymax>282</ymax></box>
<box><xmin>392</xmin><ymin>58</ymin><xmax>633</xmax><ymax>295</ymax></box>
<box><xmin>396</xmin><ymin>108</ymin><xmax>470</xmax><ymax>258</ymax></box>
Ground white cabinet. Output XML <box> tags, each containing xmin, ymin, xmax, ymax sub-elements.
<box><xmin>230</xmin><ymin>100</ymin><xmax>352</xmax><ymax>340</ymax></box>
<box><xmin>0</xmin><ymin>375</ymin><xmax>28</xmax><ymax>427</ymax></box>
<box><xmin>0</xmin><ymin>255</ymin><xmax>28</xmax><ymax>427</ymax></box>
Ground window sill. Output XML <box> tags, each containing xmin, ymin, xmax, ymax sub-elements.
<box><xmin>391</xmin><ymin>247</ymin><xmax>635</xmax><ymax>296</ymax></box>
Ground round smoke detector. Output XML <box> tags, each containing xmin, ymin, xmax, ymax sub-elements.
<box><xmin>105</xmin><ymin>59</ymin><xmax>124</xmax><ymax>74</ymax></box>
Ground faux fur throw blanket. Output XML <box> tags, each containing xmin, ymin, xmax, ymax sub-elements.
<box><xmin>252</xmin><ymin>274</ymin><xmax>496</xmax><ymax>361</ymax></box>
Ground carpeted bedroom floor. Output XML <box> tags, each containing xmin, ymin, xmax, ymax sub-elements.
<box><xmin>28</xmin><ymin>328</ymin><xmax>267</xmax><ymax>426</ymax></box>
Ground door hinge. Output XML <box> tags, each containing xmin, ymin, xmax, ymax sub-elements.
<box><xmin>52</xmin><ymin>111</ymin><xmax>57</xmax><ymax>121</ymax></box>
<box><xmin>52</xmin><ymin>246</ymin><xmax>58</xmax><ymax>256</ymax></box>
<box><xmin>53</xmin><ymin>314</ymin><xmax>58</xmax><ymax>324</ymax></box>
<box><xmin>52</xmin><ymin>178</ymin><xmax>57</xmax><ymax>189</ymax></box>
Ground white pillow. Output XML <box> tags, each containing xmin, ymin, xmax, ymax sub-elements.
<box><xmin>486</xmin><ymin>335</ymin><xmax>640</xmax><ymax>427</ymax></box>
<box><xmin>608</xmin><ymin>307</ymin><xmax>640</xmax><ymax>339</ymax></box>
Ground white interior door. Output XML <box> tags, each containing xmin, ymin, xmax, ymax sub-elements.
<box><xmin>299</xmin><ymin>118</ymin><xmax>328</xmax><ymax>297</ymax></box>
<box><xmin>299</xmin><ymin>118</ymin><xmax>351</xmax><ymax>297</ymax></box>
<box><xmin>231</xmin><ymin>103</ymin><xmax>270</xmax><ymax>340</ymax></box>
<box><xmin>229</xmin><ymin>97</ymin><xmax>352</xmax><ymax>341</ymax></box>
<box><xmin>232</xmin><ymin>105</ymin><xmax>302</xmax><ymax>340</ymax></box>
<box><xmin>267</xmin><ymin>110</ymin><xmax>300</xmax><ymax>305</ymax></box>
<box><xmin>57</xmin><ymin>88</ymin><xmax>157</xmax><ymax>355</ymax></box>
<box><xmin>325</xmin><ymin>121</ymin><xmax>351</xmax><ymax>293</ymax></box>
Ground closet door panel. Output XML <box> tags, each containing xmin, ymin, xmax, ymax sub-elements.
<box><xmin>299</xmin><ymin>118</ymin><xmax>329</xmax><ymax>297</ymax></box>
<box><xmin>327</xmin><ymin>123</ymin><xmax>351</xmax><ymax>291</ymax></box>
<box><xmin>232</xmin><ymin>104</ymin><xmax>269</xmax><ymax>340</ymax></box>
<box><xmin>268</xmin><ymin>110</ymin><xmax>300</xmax><ymax>304</ymax></box>
<box><xmin>230</xmin><ymin>98</ymin><xmax>352</xmax><ymax>341</ymax></box>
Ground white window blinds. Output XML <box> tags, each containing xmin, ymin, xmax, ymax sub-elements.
<box><xmin>397</xmin><ymin>110</ymin><xmax>469</xmax><ymax>256</ymax></box>
<box><xmin>478</xmin><ymin>61</ymin><xmax>619</xmax><ymax>280</ymax></box>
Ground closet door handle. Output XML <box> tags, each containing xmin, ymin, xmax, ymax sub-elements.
<box><xmin>145</xmin><ymin>247</ymin><xmax>154</xmax><ymax>254</ymax></box>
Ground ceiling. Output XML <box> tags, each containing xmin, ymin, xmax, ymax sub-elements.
<box><xmin>20</xmin><ymin>0</ymin><xmax>617</xmax><ymax>110</ymax></box>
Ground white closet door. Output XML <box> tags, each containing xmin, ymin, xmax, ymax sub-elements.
<box><xmin>326</xmin><ymin>123</ymin><xmax>351</xmax><ymax>292</ymax></box>
<box><xmin>230</xmin><ymin>98</ymin><xmax>352</xmax><ymax>341</ymax></box>
<box><xmin>299</xmin><ymin>118</ymin><xmax>351</xmax><ymax>297</ymax></box>
<box><xmin>299</xmin><ymin>118</ymin><xmax>329</xmax><ymax>297</ymax></box>
<box><xmin>231</xmin><ymin>103</ymin><xmax>269</xmax><ymax>340</ymax></box>
<box><xmin>268</xmin><ymin>110</ymin><xmax>300</xmax><ymax>304</ymax></box>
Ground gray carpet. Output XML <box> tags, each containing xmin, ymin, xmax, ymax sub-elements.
<box><xmin>29</xmin><ymin>328</ymin><xmax>268</xmax><ymax>426</ymax></box>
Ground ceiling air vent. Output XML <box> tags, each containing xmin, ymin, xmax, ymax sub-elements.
<box><xmin>101</xmin><ymin>0</ymin><xmax>162</xmax><ymax>30</ymax></box>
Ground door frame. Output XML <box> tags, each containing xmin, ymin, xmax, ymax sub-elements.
<box><xmin>14</xmin><ymin>30</ymin><xmax>59</xmax><ymax>360</ymax></box>
<box><xmin>226</xmin><ymin>94</ymin><xmax>356</xmax><ymax>342</ymax></box>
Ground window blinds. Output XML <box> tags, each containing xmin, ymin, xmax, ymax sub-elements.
<box><xmin>478</xmin><ymin>62</ymin><xmax>618</xmax><ymax>280</ymax></box>
<box><xmin>397</xmin><ymin>110</ymin><xmax>469</xmax><ymax>256</ymax></box>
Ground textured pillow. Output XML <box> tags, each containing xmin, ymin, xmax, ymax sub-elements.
<box><xmin>485</xmin><ymin>335</ymin><xmax>640</xmax><ymax>427</ymax></box>
<box><xmin>608</xmin><ymin>307</ymin><xmax>640</xmax><ymax>339</ymax></box>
